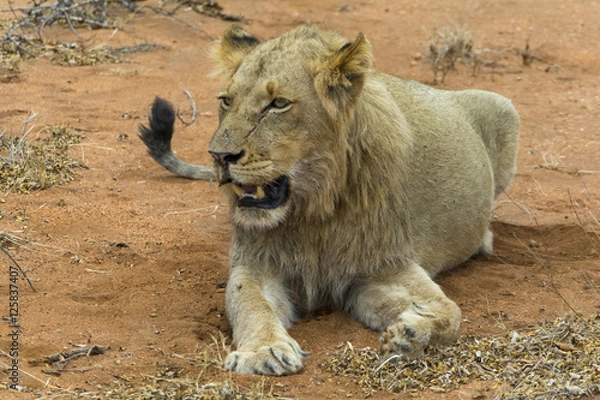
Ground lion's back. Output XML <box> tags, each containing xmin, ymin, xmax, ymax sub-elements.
<box><xmin>377</xmin><ymin>74</ymin><xmax>518</xmax><ymax>273</ymax></box>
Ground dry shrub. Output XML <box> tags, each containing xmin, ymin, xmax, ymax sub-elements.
<box><xmin>0</xmin><ymin>0</ymin><xmax>168</xmax><ymax>69</ymax></box>
<box><xmin>0</xmin><ymin>119</ymin><xmax>84</xmax><ymax>194</ymax></box>
<box><xmin>427</xmin><ymin>26</ymin><xmax>475</xmax><ymax>84</ymax></box>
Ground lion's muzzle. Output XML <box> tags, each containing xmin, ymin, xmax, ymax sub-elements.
<box><xmin>209</xmin><ymin>149</ymin><xmax>289</xmax><ymax>210</ymax></box>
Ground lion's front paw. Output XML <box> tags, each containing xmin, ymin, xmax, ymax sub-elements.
<box><xmin>224</xmin><ymin>339</ymin><xmax>307</xmax><ymax>376</ymax></box>
<box><xmin>379</xmin><ymin>319</ymin><xmax>430</xmax><ymax>361</ymax></box>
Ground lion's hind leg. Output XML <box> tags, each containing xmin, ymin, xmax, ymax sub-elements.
<box><xmin>347</xmin><ymin>263</ymin><xmax>461</xmax><ymax>361</ymax></box>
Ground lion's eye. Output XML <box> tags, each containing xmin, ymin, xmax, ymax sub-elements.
<box><xmin>269</xmin><ymin>97</ymin><xmax>292</xmax><ymax>111</ymax></box>
<box><xmin>219</xmin><ymin>96</ymin><xmax>232</xmax><ymax>110</ymax></box>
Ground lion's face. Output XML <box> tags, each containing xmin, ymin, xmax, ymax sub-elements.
<box><xmin>209</xmin><ymin>25</ymin><xmax>372</xmax><ymax>230</ymax></box>
<box><xmin>209</xmin><ymin>55</ymin><xmax>325</xmax><ymax>229</ymax></box>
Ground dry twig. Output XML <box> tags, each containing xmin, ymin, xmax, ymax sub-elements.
<box><xmin>160</xmin><ymin>0</ymin><xmax>245</xmax><ymax>22</ymax></box>
<box><xmin>0</xmin><ymin>242</ymin><xmax>36</xmax><ymax>292</ymax></box>
<box><xmin>177</xmin><ymin>89</ymin><xmax>197</xmax><ymax>125</ymax></box>
<box><xmin>43</xmin><ymin>344</ymin><xmax>110</xmax><ymax>369</ymax></box>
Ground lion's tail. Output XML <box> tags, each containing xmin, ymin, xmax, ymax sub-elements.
<box><xmin>139</xmin><ymin>97</ymin><xmax>214</xmax><ymax>181</ymax></box>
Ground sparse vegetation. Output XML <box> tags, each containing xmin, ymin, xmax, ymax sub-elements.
<box><xmin>14</xmin><ymin>335</ymin><xmax>277</xmax><ymax>399</ymax></box>
<box><xmin>1</xmin><ymin>0</ymin><xmax>138</xmax><ymax>60</ymax></box>
<box><xmin>426</xmin><ymin>26</ymin><xmax>554</xmax><ymax>83</ymax></box>
<box><xmin>323</xmin><ymin>314</ymin><xmax>600</xmax><ymax>398</ymax></box>
<box><xmin>0</xmin><ymin>3</ymin><xmax>594</xmax><ymax>399</ymax></box>
<box><xmin>0</xmin><ymin>0</ymin><xmax>242</xmax><ymax>70</ymax></box>
<box><xmin>0</xmin><ymin>115</ymin><xmax>84</xmax><ymax>194</ymax></box>
<box><xmin>0</xmin><ymin>0</ymin><xmax>172</xmax><ymax>69</ymax></box>
<box><xmin>427</xmin><ymin>26</ymin><xmax>476</xmax><ymax>83</ymax></box>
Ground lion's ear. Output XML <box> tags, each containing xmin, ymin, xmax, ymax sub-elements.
<box><xmin>325</xmin><ymin>33</ymin><xmax>372</xmax><ymax>88</ymax></box>
<box><xmin>212</xmin><ymin>25</ymin><xmax>260</xmax><ymax>78</ymax></box>
<box><xmin>315</xmin><ymin>33</ymin><xmax>372</xmax><ymax>117</ymax></box>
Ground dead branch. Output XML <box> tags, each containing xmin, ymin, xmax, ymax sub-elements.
<box><xmin>162</xmin><ymin>0</ymin><xmax>245</xmax><ymax>23</ymax></box>
<box><xmin>2</xmin><ymin>0</ymin><xmax>139</xmax><ymax>55</ymax></box>
<box><xmin>44</xmin><ymin>344</ymin><xmax>110</xmax><ymax>368</ymax></box>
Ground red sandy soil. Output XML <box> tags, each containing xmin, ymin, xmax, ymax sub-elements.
<box><xmin>1</xmin><ymin>0</ymin><xmax>599</xmax><ymax>398</ymax></box>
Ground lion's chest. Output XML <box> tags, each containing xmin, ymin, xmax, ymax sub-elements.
<box><xmin>234</xmin><ymin>223</ymin><xmax>406</xmax><ymax>311</ymax></box>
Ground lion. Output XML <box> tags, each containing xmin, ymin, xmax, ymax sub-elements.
<box><xmin>139</xmin><ymin>24</ymin><xmax>519</xmax><ymax>376</ymax></box>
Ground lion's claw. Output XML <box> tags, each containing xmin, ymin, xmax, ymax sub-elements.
<box><xmin>224</xmin><ymin>340</ymin><xmax>307</xmax><ymax>376</ymax></box>
<box><xmin>380</xmin><ymin>319</ymin><xmax>430</xmax><ymax>361</ymax></box>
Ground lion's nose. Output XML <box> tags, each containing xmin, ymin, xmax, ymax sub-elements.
<box><xmin>209</xmin><ymin>150</ymin><xmax>245</xmax><ymax>166</ymax></box>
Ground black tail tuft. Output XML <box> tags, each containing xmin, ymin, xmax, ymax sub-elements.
<box><xmin>139</xmin><ymin>97</ymin><xmax>176</xmax><ymax>160</ymax></box>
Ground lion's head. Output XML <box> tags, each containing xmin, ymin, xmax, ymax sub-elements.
<box><xmin>209</xmin><ymin>25</ymin><xmax>372</xmax><ymax>229</ymax></box>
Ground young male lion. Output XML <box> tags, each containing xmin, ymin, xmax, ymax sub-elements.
<box><xmin>140</xmin><ymin>24</ymin><xmax>519</xmax><ymax>376</ymax></box>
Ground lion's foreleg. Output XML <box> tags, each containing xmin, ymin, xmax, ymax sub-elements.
<box><xmin>347</xmin><ymin>263</ymin><xmax>461</xmax><ymax>360</ymax></box>
<box><xmin>223</xmin><ymin>266</ymin><xmax>307</xmax><ymax>375</ymax></box>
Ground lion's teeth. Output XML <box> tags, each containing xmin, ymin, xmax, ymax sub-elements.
<box><xmin>232</xmin><ymin>184</ymin><xmax>244</xmax><ymax>198</ymax></box>
<box><xmin>232</xmin><ymin>183</ymin><xmax>266</xmax><ymax>200</ymax></box>
<box><xmin>256</xmin><ymin>186</ymin><xmax>265</xmax><ymax>199</ymax></box>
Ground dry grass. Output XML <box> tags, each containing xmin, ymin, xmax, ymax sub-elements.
<box><xmin>538</xmin><ymin>147</ymin><xmax>570</xmax><ymax>171</ymax></box>
<box><xmin>322</xmin><ymin>314</ymin><xmax>600</xmax><ymax>399</ymax></box>
<box><xmin>0</xmin><ymin>29</ymin><xmax>21</xmax><ymax>72</ymax></box>
<box><xmin>7</xmin><ymin>335</ymin><xmax>276</xmax><ymax>399</ymax></box>
<box><xmin>0</xmin><ymin>231</ymin><xmax>28</xmax><ymax>247</ymax></box>
<box><xmin>6</xmin><ymin>371</ymin><xmax>275</xmax><ymax>399</ymax></box>
<box><xmin>29</xmin><ymin>315</ymin><xmax>596</xmax><ymax>399</ymax></box>
<box><xmin>0</xmin><ymin>116</ymin><xmax>84</xmax><ymax>194</ymax></box>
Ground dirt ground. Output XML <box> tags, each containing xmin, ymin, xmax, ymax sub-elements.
<box><xmin>1</xmin><ymin>0</ymin><xmax>599</xmax><ymax>398</ymax></box>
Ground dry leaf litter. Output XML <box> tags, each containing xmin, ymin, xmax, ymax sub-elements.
<box><xmin>322</xmin><ymin>314</ymin><xmax>600</xmax><ymax>399</ymax></box>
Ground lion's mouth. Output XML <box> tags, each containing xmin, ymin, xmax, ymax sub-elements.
<box><xmin>230</xmin><ymin>175</ymin><xmax>289</xmax><ymax>209</ymax></box>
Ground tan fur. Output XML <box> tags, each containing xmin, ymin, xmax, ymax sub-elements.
<box><xmin>204</xmin><ymin>25</ymin><xmax>519</xmax><ymax>375</ymax></box>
